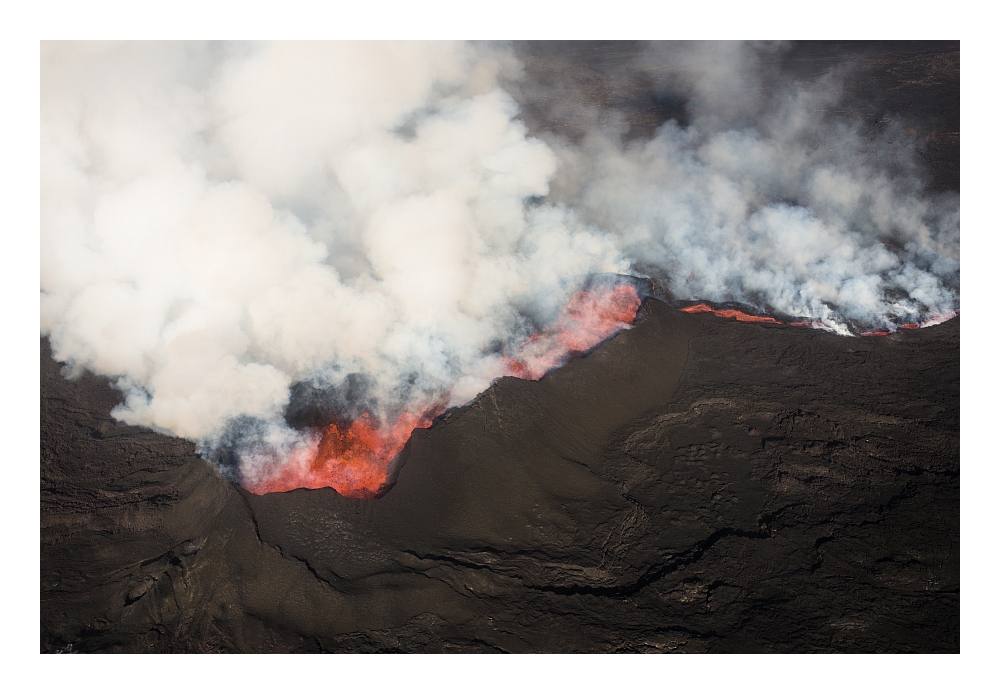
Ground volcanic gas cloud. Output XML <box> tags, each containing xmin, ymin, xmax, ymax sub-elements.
<box><xmin>40</xmin><ymin>42</ymin><xmax>959</xmax><ymax>496</ymax></box>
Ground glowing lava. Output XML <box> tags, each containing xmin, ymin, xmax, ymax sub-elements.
<box><xmin>246</xmin><ymin>284</ymin><xmax>641</xmax><ymax>498</ymax></box>
<box><xmin>247</xmin><ymin>410</ymin><xmax>438</xmax><ymax>498</ymax></box>
<box><xmin>680</xmin><ymin>303</ymin><xmax>782</xmax><ymax>324</ymax></box>
<box><xmin>678</xmin><ymin>301</ymin><xmax>959</xmax><ymax>336</ymax></box>
<box><xmin>245</xmin><ymin>292</ymin><xmax>955</xmax><ymax>498</ymax></box>
<box><xmin>502</xmin><ymin>284</ymin><xmax>642</xmax><ymax>380</ymax></box>
<box><xmin>860</xmin><ymin>310</ymin><xmax>960</xmax><ymax>336</ymax></box>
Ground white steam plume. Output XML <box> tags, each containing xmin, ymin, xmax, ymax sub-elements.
<box><xmin>538</xmin><ymin>42</ymin><xmax>959</xmax><ymax>333</ymax></box>
<box><xmin>41</xmin><ymin>41</ymin><xmax>959</xmax><ymax>484</ymax></box>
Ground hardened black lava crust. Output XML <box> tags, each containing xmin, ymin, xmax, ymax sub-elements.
<box><xmin>40</xmin><ymin>41</ymin><xmax>959</xmax><ymax>653</ymax></box>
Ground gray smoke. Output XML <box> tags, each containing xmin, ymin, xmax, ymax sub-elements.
<box><xmin>533</xmin><ymin>41</ymin><xmax>959</xmax><ymax>333</ymax></box>
<box><xmin>40</xmin><ymin>41</ymin><xmax>959</xmax><ymax>484</ymax></box>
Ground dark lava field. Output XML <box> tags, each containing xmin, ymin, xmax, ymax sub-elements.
<box><xmin>40</xmin><ymin>41</ymin><xmax>959</xmax><ymax>653</ymax></box>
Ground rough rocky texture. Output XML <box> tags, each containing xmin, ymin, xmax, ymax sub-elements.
<box><xmin>40</xmin><ymin>41</ymin><xmax>959</xmax><ymax>653</ymax></box>
<box><xmin>41</xmin><ymin>301</ymin><xmax>959</xmax><ymax>652</ymax></box>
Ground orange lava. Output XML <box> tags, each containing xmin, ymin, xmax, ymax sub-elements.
<box><xmin>679</xmin><ymin>302</ymin><xmax>961</xmax><ymax>334</ymax></box>
<box><xmin>244</xmin><ymin>292</ymin><xmax>957</xmax><ymax>498</ymax></box>
<box><xmin>861</xmin><ymin>309</ymin><xmax>960</xmax><ymax>336</ymax></box>
<box><xmin>680</xmin><ymin>303</ymin><xmax>781</xmax><ymax>324</ymax></box>
<box><xmin>247</xmin><ymin>285</ymin><xmax>641</xmax><ymax>498</ymax></box>
<box><xmin>247</xmin><ymin>410</ymin><xmax>438</xmax><ymax>498</ymax></box>
<box><xmin>502</xmin><ymin>284</ymin><xmax>642</xmax><ymax>380</ymax></box>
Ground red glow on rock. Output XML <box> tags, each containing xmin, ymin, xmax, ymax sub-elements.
<box><xmin>246</xmin><ymin>285</ymin><xmax>641</xmax><ymax>498</ymax></box>
<box><xmin>247</xmin><ymin>410</ymin><xmax>438</xmax><ymax>498</ymax></box>
<box><xmin>679</xmin><ymin>303</ymin><xmax>714</xmax><ymax>314</ymax></box>
<box><xmin>861</xmin><ymin>309</ymin><xmax>960</xmax><ymax>336</ymax></box>
<box><xmin>920</xmin><ymin>310</ymin><xmax>959</xmax><ymax>327</ymax></box>
<box><xmin>680</xmin><ymin>303</ymin><xmax>782</xmax><ymax>324</ymax></box>
<box><xmin>680</xmin><ymin>302</ymin><xmax>960</xmax><ymax>335</ymax></box>
<box><xmin>502</xmin><ymin>284</ymin><xmax>642</xmax><ymax>381</ymax></box>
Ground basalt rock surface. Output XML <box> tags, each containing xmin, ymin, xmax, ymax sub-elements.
<box><xmin>41</xmin><ymin>300</ymin><xmax>959</xmax><ymax>652</ymax></box>
<box><xmin>40</xmin><ymin>41</ymin><xmax>959</xmax><ymax>653</ymax></box>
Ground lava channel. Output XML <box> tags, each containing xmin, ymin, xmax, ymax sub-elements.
<box><xmin>246</xmin><ymin>411</ymin><xmax>438</xmax><ymax>498</ymax></box>
<box><xmin>680</xmin><ymin>303</ymin><xmax>782</xmax><ymax>324</ymax></box>
<box><xmin>502</xmin><ymin>283</ymin><xmax>642</xmax><ymax>380</ymax></box>
<box><xmin>248</xmin><ymin>283</ymin><xmax>642</xmax><ymax>498</ymax></box>
<box><xmin>860</xmin><ymin>310</ymin><xmax>960</xmax><ymax>336</ymax></box>
<box><xmin>681</xmin><ymin>302</ymin><xmax>960</xmax><ymax>335</ymax></box>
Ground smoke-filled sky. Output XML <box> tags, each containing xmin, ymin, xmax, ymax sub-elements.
<box><xmin>40</xmin><ymin>41</ymin><xmax>959</xmax><ymax>486</ymax></box>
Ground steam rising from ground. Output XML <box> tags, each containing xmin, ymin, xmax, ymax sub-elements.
<box><xmin>41</xmin><ymin>42</ymin><xmax>959</xmax><ymax>487</ymax></box>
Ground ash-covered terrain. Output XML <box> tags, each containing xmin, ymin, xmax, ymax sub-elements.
<box><xmin>40</xmin><ymin>41</ymin><xmax>959</xmax><ymax>653</ymax></box>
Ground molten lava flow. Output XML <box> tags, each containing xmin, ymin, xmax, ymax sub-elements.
<box><xmin>680</xmin><ymin>303</ymin><xmax>782</xmax><ymax>324</ymax></box>
<box><xmin>244</xmin><ymin>291</ymin><xmax>956</xmax><ymax>498</ymax></box>
<box><xmin>502</xmin><ymin>284</ymin><xmax>642</xmax><ymax>381</ymax></box>
<box><xmin>919</xmin><ymin>309</ymin><xmax>960</xmax><ymax>327</ymax></box>
<box><xmin>248</xmin><ymin>410</ymin><xmax>438</xmax><ymax>498</ymax></box>
<box><xmin>679</xmin><ymin>300</ymin><xmax>966</xmax><ymax>335</ymax></box>
<box><xmin>247</xmin><ymin>285</ymin><xmax>641</xmax><ymax>497</ymax></box>
<box><xmin>679</xmin><ymin>302</ymin><xmax>962</xmax><ymax>334</ymax></box>
<box><xmin>860</xmin><ymin>309</ymin><xmax>960</xmax><ymax>336</ymax></box>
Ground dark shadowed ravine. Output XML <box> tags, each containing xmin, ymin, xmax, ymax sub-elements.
<box><xmin>40</xmin><ymin>41</ymin><xmax>959</xmax><ymax>653</ymax></box>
